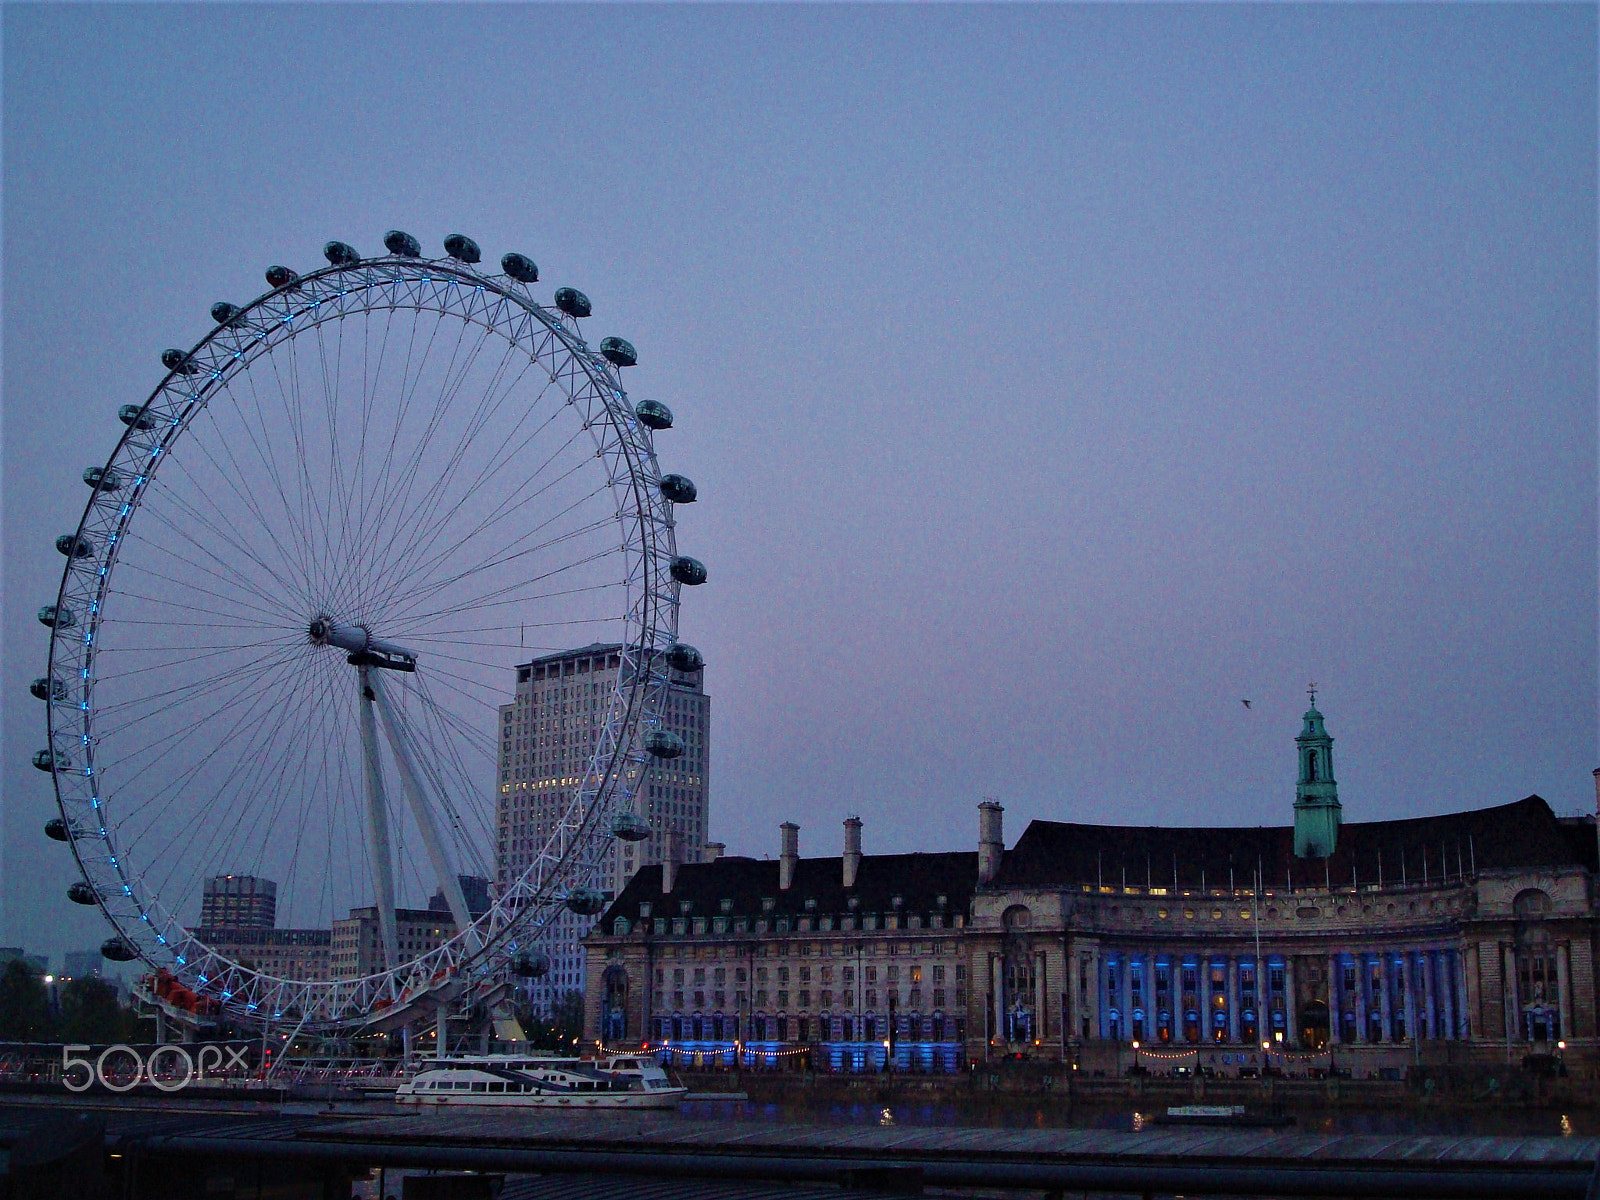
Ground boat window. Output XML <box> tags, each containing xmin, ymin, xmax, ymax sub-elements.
<box><xmin>489</xmin><ymin>1082</ymin><xmax>505</xmax><ymax>1093</ymax></box>
<box><xmin>472</xmin><ymin>1081</ymin><xmax>488</xmax><ymax>1092</ymax></box>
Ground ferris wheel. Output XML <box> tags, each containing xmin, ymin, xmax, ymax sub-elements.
<box><xmin>34</xmin><ymin>231</ymin><xmax>703</xmax><ymax>1033</ymax></box>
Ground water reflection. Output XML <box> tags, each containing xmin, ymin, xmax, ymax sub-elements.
<box><xmin>675</xmin><ymin>1097</ymin><xmax>1595</xmax><ymax>1137</ymax></box>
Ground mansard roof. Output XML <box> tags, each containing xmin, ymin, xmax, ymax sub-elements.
<box><xmin>599</xmin><ymin>850</ymin><xmax>980</xmax><ymax>926</ymax></box>
<box><xmin>994</xmin><ymin>794</ymin><xmax>1594</xmax><ymax>892</ymax></box>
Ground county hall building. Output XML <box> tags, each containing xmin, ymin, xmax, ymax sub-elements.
<box><xmin>584</xmin><ymin>702</ymin><xmax>1598</xmax><ymax>1073</ymax></box>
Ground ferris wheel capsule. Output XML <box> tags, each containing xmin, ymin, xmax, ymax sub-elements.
<box><xmin>118</xmin><ymin>404</ymin><xmax>156</xmax><ymax>430</ymax></box>
<box><xmin>600</xmin><ymin>337</ymin><xmax>637</xmax><ymax>368</ymax></box>
<box><xmin>160</xmin><ymin>349</ymin><xmax>199</xmax><ymax>376</ymax></box>
<box><xmin>101</xmin><ymin>937</ymin><xmax>138</xmax><ymax>962</ymax></box>
<box><xmin>664</xmin><ymin>643</ymin><xmax>704</xmax><ymax>674</ymax></box>
<box><xmin>38</xmin><ymin>605</ymin><xmax>75</xmax><ymax>629</ymax></box>
<box><xmin>444</xmin><ymin>233</ymin><xmax>481</xmax><ymax>264</ymax></box>
<box><xmin>210</xmin><ymin>302</ymin><xmax>242</xmax><ymax>325</ymax></box>
<box><xmin>659</xmin><ymin>474</ymin><xmax>697</xmax><ymax>504</ymax></box>
<box><xmin>34</xmin><ymin>748</ymin><xmax>68</xmax><ymax>772</ymax></box>
<box><xmin>670</xmin><ymin>556</ymin><xmax>707</xmax><ymax>586</ymax></box>
<box><xmin>31</xmin><ymin>676</ymin><xmax>67</xmax><ymax>701</ymax></box>
<box><xmin>83</xmin><ymin>466</ymin><xmax>123</xmax><ymax>490</ymax></box>
<box><xmin>501</xmin><ymin>252</ymin><xmax>539</xmax><ymax>283</ymax></box>
<box><xmin>56</xmin><ymin>534</ymin><xmax>94</xmax><ymax>559</ymax></box>
<box><xmin>264</xmin><ymin>265</ymin><xmax>300</xmax><ymax>289</ymax></box>
<box><xmin>634</xmin><ymin>399</ymin><xmax>673</xmax><ymax>430</ymax></box>
<box><xmin>565</xmin><ymin>886</ymin><xmax>607</xmax><ymax>916</ymax></box>
<box><xmin>383</xmin><ymin>230</ymin><xmax>422</xmax><ymax>257</ymax></box>
<box><xmin>67</xmin><ymin>881</ymin><xmax>100</xmax><ymax>905</ymax></box>
<box><xmin>555</xmin><ymin>287</ymin><xmax>592</xmax><ymax>318</ymax></box>
<box><xmin>322</xmin><ymin>240</ymin><xmax>360</xmax><ymax>266</ymax></box>
<box><xmin>644</xmin><ymin>729</ymin><xmax>685</xmax><ymax>760</ymax></box>
<box><xmin>512</xmin><ymin>951</ymin><xmax>550</xmax><ymax>978</ymax></box>
<box><xmin>611</xmin><ymin>811</ymin><xmax>651</xmax><ymax>842</ymax></box>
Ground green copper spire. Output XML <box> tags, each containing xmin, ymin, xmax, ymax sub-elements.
<box><xmin>1293</xmin><ymin>682</ymin><xmax>1341</xmax><ymax>858</ymax></box>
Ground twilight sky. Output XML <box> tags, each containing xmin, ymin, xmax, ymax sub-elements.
<box><xmin>3</xmin><ymin>4</ymin><xmax>1594</xmax><ymax>964</ymax></box>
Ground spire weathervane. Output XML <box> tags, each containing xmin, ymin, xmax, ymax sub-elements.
<box><xmin>1307</xmin><ymin>680</ymin><xmax>1318</xmax><ymax>706</ymax></box>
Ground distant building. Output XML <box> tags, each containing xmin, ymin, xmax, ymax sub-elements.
<box><xmin>587</xmin><ymin>702</ymin><xmax>1600</xmax><ymax>1074</ymax></box>
<box><xmin>431</xmin><ymin>875</ymin><xmax>492</xmax><ymax>920</ymax></box>
<box><xmin>61</xmin><ymin>951</ymin><xmax>102</xmax><ymax>981</ymax></box>
<box><xmin>192</xmin><ymin>927</ymin><xmax>332</xmax><ymax>981</ymax></box>
<box><xmin>200</xmin><ymin>875</ymin><xmax>277</xmax><ymax>929</ymax></box>
<box><xmin>331</xmin><ymin>908</ymin><xmax>457</xmax><ymax>981</ymax></box>
<box><xmin>0</xmin><ymin>948</ymin><xmax>49</xmax><ymax>976</ymax></box>
<box><xmin>498</xmin><ymin>643</ymin><xmax>711</xmax><ymax>1013</ymax></box>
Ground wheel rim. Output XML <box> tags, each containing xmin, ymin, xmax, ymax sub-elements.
<box><xmin>42</xmin><ymin>250</ymin><xmax>685</xmax><ymax>1031</ymax></box>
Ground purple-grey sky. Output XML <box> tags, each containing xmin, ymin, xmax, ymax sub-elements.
<box><xmin>3</xmin><ymin>4</ymin><xmax>1594</xmax><ymax>964</ymax></box>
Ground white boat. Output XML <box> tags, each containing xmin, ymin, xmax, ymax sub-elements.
<box><xmin>395</xmin><ymin>1052</ymin><xmax>687</xmax><ymax>1110</ymax></box>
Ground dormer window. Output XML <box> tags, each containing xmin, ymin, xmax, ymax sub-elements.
<box><xmin>804</xmin><ymin>897</ymin><xmax>817</xmax><ymax>911</ymax></box>
<box><xmin>679</xmin><ymin>900</ymin><xmax>692</xmax><ymax>916</ymax></box>
<box><xmin>891</xmin><ymin>895</ymin><xmax>903</xmax><ymax>909</ymax></box>
<box><xmin>719</xmin><ymin>898</ymin><xmax>733</xmax><ymax>914</ymax></box>
<box><xmin>847</xmin><ymin>896</ymin><xmax>860</xmax><ymax>910</ymax></box>
<box><xmin>638</xmin><ymin>902</ymin><xmax>652</xmax><ymax>918</ymax></box>
<box><xmin>761</xmin><ymin>897</ymin><xmax>776</xmax><ymax>913</ymax></box>
<box><xmin>936</xmin><ymin>894</ymin><xmax>947</xmax><ymax>908</ymax></box>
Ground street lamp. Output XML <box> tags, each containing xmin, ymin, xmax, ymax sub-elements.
<box><xmin>1131</xmin><ymin>1039</ymin><xmax>1141</xmax><ymax>1074</ymax></box>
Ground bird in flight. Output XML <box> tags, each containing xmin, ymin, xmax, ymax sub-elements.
<box><xmin>1241</xmin><ymin>699</ymin><xmax>1252</xmax><ymax>709</ymax></box>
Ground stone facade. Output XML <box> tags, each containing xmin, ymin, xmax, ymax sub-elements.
<box><xmin>584</xmin><ymin>711</ymin><xmax>1597</xmax><ymax>1074</ymax></box>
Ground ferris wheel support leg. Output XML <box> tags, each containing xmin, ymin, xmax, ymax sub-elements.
<box><xmin>359</xmin><ymin>665</ymin><xmax>401</xmax><ymax>972</ymax></box>
<box><xmin>367</xmin><ymin>669</ymin><xmax>478</xmax><ymax>946</ymax></box>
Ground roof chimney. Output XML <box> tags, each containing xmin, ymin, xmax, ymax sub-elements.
<box><xmin>705</xmin><ymin>842</ymin><xmax>725</xmax><ymax>862</ymax></box>
<box><xmin>842</xmin><ymin>816</ymin><xmax>863</xmax><ymax>889</ymax></box>
<box><xmin>978</xmin><ymin>799</ymin><xmax>1004</xmax><ymax>885</ymax></box>
<box><xmin>662</xmin><ymin>830</ymin><xmax>679</xmax><ymax>895</ymax></box>
<box><xmin>779</xmin><ymin>822</ymin><xmax>799</xmax><ymax>891</ymax></box>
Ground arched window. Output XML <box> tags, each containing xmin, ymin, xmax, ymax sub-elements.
<box><xmin>1307</xmin><ymin>750</ymin><xmax>1319</xmax><ymax>781</ymax></box>
<box><xmin>1513</xmin><ymin>889</ymin><xmax>1553</xmax><ymax>919</ymax></box>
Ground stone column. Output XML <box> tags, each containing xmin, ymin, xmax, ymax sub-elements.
<box><xmin>1351</xmin><ymin>954</ymin><xmax>1366</xmax><ymax>1043</ymax></box>
<box><xmin>1119</xmin><ymin>952</ymin><xmax>1132</xmax><ymax>1042</ymax></box>
<box><xmin>1403</xmin><ymin>951</ymin><xmax>1419</xmax><ymax>1043</ymax></box>
<box><xmin>1439</xmin><ymin>950</ymin><xmax>1455</xmax><ymax>1040</ymax></box>
<box><xmin>1557</xmin><ymin>942</ymin><xmax>1574</xmax><ymax>1043</ymax></box>
<box><xmin>1034</xmin><ymin>950</ymin><xmax>1047</xmax><ymax>1044</ymax></box>
<box><xmin>1226</xmin><ymin>957</ymin><xmax>1240</xmax><ymax>1042</ymax></box>
<box><xmin>1377</xmin><ymin>954</ymin><xmax>1393</xmax><ymax>1042</ymax></box>
<box><xmin>1283</xmin><ymin>957</ymin><xmax>1298</xmax><ymax>1047</ymax></box>
<box><xmin>1257</xmin><ymin>951</ymin><xmax>1269</xmax><ymax>1046</ymax></box>
<box><xmin>1063</xmin><ymin>936</ymin><xmax>1078</xmax><ymax>1040</ymax></box>
<box><xmin>1464</xmin><ymin>942</ymin><xmax>1483</xmax><ymax>1039</ymax></box>
<box><xmin>1089</xmin><ymin>944</ymin><xmax>1102</xmax><ymax>1040</ymax></box>
<box><xmin>1500</xmin><ymin>942</ymin><xmax>1519</xmax><ymax>1045</ymax></box>
<box><xmin>1327</xmin><ymin>953</ymin><xmax>1341</xmax><ymax>1044</ymax></box>
<box><xmin>990</xmin><ymin>953</ymin><xmax>1004</xmax><ymax>1046</ymax></box>
<box><xmin>1147</xmin><ymin>954</ymin><xmax>1158</xmax><ymax>1041</ymax></box>
<box><xmin>1570</xmin><ymin>939</ymin><xmax>1596</xmax><ymax>1039</ymax></box>
<box><xmin>1425</xmin><ymin>950</ymin><xmax>1439</xmax><ymax>1039</ymax></box>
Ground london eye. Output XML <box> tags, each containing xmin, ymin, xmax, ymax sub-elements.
<box><xmin>34</xmin><ymin>231</ymin><xmax>702</xmax><ymax>1034</ymax></box>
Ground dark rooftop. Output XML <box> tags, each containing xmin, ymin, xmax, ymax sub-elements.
<box><xmin>599</xmin><ymin>851</ymin><xmax>979</xmax><ymax>927</ymax></box>
<box><xmin>994</xmin><ymin>794</ymin><xmax>1595</xmax><ymax>892</ymax></box>
<box><xmin>517</xmin><ymin>642</ymin><xmax>623</xmax><ymax>670</ymax></box>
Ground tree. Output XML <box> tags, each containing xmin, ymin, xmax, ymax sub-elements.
<box><xmin>0</xmin><ymin>959</ymin><xmax>52</xmax><ymax>1041</ymax></box>
<box><xmin>57</xmin><ymin>977</ymin><xmax>140</xmax><ymax>1045</ymax></box>
<box><xmin>518</xmin><ymin>989</ymin><xmax>588</xmax><ymax>1051</ymax></box>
